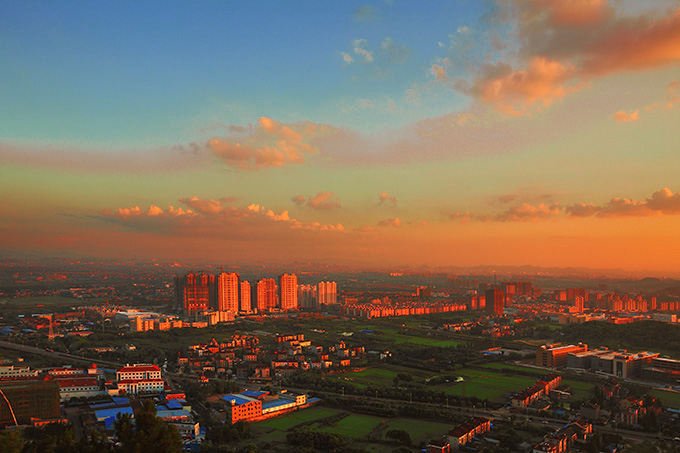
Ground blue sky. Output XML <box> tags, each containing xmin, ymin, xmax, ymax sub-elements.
<box><xmin>1</xmin><ymin>1</ymin><xmax>484</xmax><ymax>145</ymax></box>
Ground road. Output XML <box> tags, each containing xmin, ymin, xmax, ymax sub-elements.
<box><xmin>0</xmin><ymin>340</ymin><xmax>124</xmax><ymax>369</ymax></box>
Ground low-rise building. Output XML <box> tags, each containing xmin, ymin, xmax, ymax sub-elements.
<box><xmin>446</xmin><ymin>417</ymin><xmax>491</xmax><ymax>447</ymax></box>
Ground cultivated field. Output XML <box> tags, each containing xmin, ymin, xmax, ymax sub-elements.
<box><xmin>252</xmin><ymin>405</ymin><xmax>453</xmax><ymax>452</ymax></box>
<box><xmin>649</xmin><ymin>389</ymin><xmax>680</xmax><ymax>409</ymax></box>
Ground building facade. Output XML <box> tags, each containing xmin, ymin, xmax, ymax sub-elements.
<box><xmin>318</xmin><ymin>281</ymin><xmax>337</xmax><ymax>305</ymax></box>
<box><xmin>279</xmin><ymin>274</ymin><xmax>298</xmax><ymax>311</ymax></box>
<box><xmin>257</xmin><ymin>279</ymin><xmax>277</xmax><ymax>312</ymax></box>
<box><xmin>217</xmin><ymin>272</ymin><xmax>240</xmax><ymax>313</ymax></box>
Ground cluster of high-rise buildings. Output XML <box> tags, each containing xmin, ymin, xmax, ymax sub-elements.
<box><xmin>174</xmin><ymin>272</ymin><xmax>337</xmax><ymax>315</ymax></box>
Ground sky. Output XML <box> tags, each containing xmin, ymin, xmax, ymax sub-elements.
<box><xmin>2</xmin><ymin>0</ymin><xmax>680</xmax><ymax>274</ymax></box>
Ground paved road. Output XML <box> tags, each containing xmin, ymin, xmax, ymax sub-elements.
<box><xmin>0</xmin><ymin>340</ymin><xmax>124</xmax><ymax>369</ymax></box>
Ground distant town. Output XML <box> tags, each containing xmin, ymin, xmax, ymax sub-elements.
<box><xmin>1</xmin><ymin>257</ymin><xmax>680</xmax><ymax>452</ymax></box>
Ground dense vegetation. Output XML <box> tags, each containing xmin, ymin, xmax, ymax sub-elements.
<box><xmin>562</xmin><ymin>321</ymin><xmax>680</xmax><ymax>352</ymax></box>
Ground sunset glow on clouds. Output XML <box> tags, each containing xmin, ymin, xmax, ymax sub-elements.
<box><xmin>1</xmin><ymin>0</ymin><xmax>680</xmax><ymax>272</ymax></box>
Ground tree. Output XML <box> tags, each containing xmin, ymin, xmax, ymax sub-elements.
<box><xmin>114</xmin><ymin>399</ymin><xmax>182</xmax><ymax>453</ymax></box>
<box><xmin>0</xmin><ymin>429</ymin><xmax>23</xmax><ymax>453</ymax></box>
<box><xmin>386</xmin><ymin>429</ymin><xmax>411</xmax><ymax>446</ymax></box>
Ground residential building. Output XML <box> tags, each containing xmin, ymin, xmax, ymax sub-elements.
<box><xmin>486</xmin><ymin>289</ymin><xmax>505</xmax><ymax>316</ymax></box>
<box><xmin>256</xmin><ymin>278</ymin><xmax>277</xmax><ymax>312</ymax></box>
<box><xmin>446</xmin><ymin>417</ymin><xmax>491</xmax><ymax>447</ymax></box>
<box><xmin>240</xmin><ymin>281</ymin><xmax>251</xmax><ymax>313</ymax></box>
<box><xmin>217</xmin><ymin>272</ymin><xmax>239</xmax><ymax>313</ymax></box>
<box><xmin>279</xmin><ymin>274</ymin><xmax>298</xmax><ymax>311</ymax></box>
<box><xmin>318</xmin><ymin>281</ymin><xmax>337</xmax><ymax>305</ymax></box>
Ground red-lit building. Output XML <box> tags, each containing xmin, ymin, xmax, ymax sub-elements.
<box><xmin>486</xmin><ymin>289</ymin><xmax>505</xmax><ymax>316</ymax></box>
<box><xmin>0</xmin><ymin>377</ymin><xmax>60</xmax><ymax>427</ymax></box>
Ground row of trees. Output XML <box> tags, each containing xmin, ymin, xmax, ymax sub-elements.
<box><xmin>0</xmin><ymin>400</ymin><xmax>183</xmax><ymax>453</ymax></box>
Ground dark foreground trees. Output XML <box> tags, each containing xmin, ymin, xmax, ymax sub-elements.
<box><xmin>114</xmin><ymin>399</ymin><xmax>182</xmax><ymax>453</ymax></box>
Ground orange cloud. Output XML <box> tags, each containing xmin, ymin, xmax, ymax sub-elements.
<box><xmin>378</xmin><ymin>192</ymin><xmax>397</xmax><ymax>206</ymax></box>
<box><xmin>455</xmin><ymin>3</ymin><xmax>680</xmax><ymax>114</ymax></box>
<box><xmin>567</xmin><ymin>188</ymin><xmax>680</xmax><ymax>218</ymax></box>
<box><xmin>472</xmin><ymin>57</ymin><xmax>582</xmax><ymax>116</ymax></box>
<box><xmin>207</xmin><ymin>116</ymin><xmax>330</xmax><ymax>171</ymax></box>
<box><xmin>292</xmin><ymin>191</ymin><xmax>342</xmax><ymax>211</ymax></box>
<box><xmin>492</xmin><ymin>202</ymin><xmax>562</xmax><ymax>222</ymax></box>
<box><xmin>378</xmin><ymin>217</ymin><xmax>401</xmax><ymax>228</ymax></box>
<box><xmin>613</xmin><ymin>110</ymin><xmax>639</xmax><ymax>122</ymax></box>
<box><xmin>111</xmin><ymin>205</ymin><xmax>195</xmax><ymax>220</ymax></box>
<box><xmin>178</xmin><ymin>196</ymin><xmax>227</xmax><ymax>215</ymax></box>
<box><xmin>431</xmin><ymin>64</ymin><xmax>448</xmax><ymax>81</ymax></box>
<box><xmin>526</xmin><ymin>0</ymin><xmax>612</xmax><ymax>27</ymax></box>
<box><xmin>581</xmin><ymin>8</ymin><xmax>680</xmax><ymax>77</ymax></box>
<box><xmin>99</xmin><ymin>196</ymin><xmax>346</xmax><ymax>237</ymax></box>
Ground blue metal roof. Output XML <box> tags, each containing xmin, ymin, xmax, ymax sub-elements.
<box><xmin>156</xmin><ymin>409</ymin><xmax>191</xmax><ymax>419</ymax></box>
<box><xmin>95</xmin><ymin>406</ymin><xmax>134</xmax><ymax>421</ymax></box>
<box><xmin>221</xmin><ymin>394</ymin><xmax>256</xmax><ymax>406</ymax></box>
<box><xmin>307</xmin><ymin>397</ymin><xmax>322</xmax><ymax>403</ymax></box>
<box><xmin>90</xmin><ymin>402</ymin><xmax>116</xmax><ymax>409</ymax></box>
<box><xmin>166</xmin><ymin>400</ymin><xmax>183</xmax><ymax>410</ymax></box>
<box><xmin>241</xmin><ymin>390</ymin><xmax>268</xmax><ymax>398</ymax></box>
<box><xmin>262</xmin><ymin>399</ymin><xmax>294</xmax><ymax>410</ymax></box>
<box><xmin>156</xmin><ymin>405</ymin><xmax>168</xmax><ymax>411</ymax></box>
<box><xmin>112</xmin><ymin>397</ymin><xmax>130</xmax><ymax>405</ymax></box>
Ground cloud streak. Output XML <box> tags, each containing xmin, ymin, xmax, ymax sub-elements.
<box><xmin>448</xmin><ymin>188</ymin><xmax>680</xmax><ymax>222</ymax></box>
<box><xmin>98</xmin><ymin>196</ymin><xmax>346</xmax><ymax>237</ymax></box>
<box><xmin>291</xmin><ymin>191</ymin><xmax>342</xmax><ymax>211</ymax></box>
<box><xmin>207</xmin><ymin>116</ymin><xmax>333</xmax><ymax>171</ymax></box>
<box><xmin>567</xmin><ymin>188</ymin><xmax>680</xmax><ymax>218</ymax></box>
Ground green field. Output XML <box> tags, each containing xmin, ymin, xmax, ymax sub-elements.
<box><xmin>389</xmin><ymin>335</ymin><xmax>465</xmax><ymax>347</ymax></box>
<box><xmin>478</xmin><ymin>363</ymin><xmax>551</xmax><ymax>375</ymax></box>
<box><xmin>316</xmin><ymin>413</ymin><xmax>384</xmax><ymax>438</ymax></box>
<box><xmin>335</xmin><ymin>364</ymin><xmax>437</xmax><ymax>388</ymax></box>
<box><xmin>378</xmin><ymin>417</ymin><xmax>452</xmax><ymax>443</ymax></box>
<box><xmin>252</xmin><ymin>407</ymin><xmax>454</xmax><ymax>451</ymax></box>
<box><xmin>562</xmin><ymin>379</ymin><xmax>594</xmax><ymax>401</ymax></box>
<box><xmin>649</xmin><ymin>389</ymin><xmax>680</xmax><ymax>409</ymax></box>
<box><xmin>2</xmin><ymin>295</ymin><xmax>94</xmax><ymax>307</ymax></box>
<box><xmin>357</xmin><ymin>326</ymin><xmax>466</xmax><ymax>348</ymax></box>
<box><xmin>255</xmin><ymin>407</ymin><xmax>342</xmax><ymax>430</ymax></box>
<box><xmin>433</xmin><ymin>368</ymin><xmax>536</xmax><ymax>401</ymax></box>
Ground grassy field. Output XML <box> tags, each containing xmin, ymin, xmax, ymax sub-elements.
<box><xmin>388</xmin><ymin>335</ymin><xmax>465</xmax><ymax>347</ymax></box>
<box><xmin>356</xmin><ymin>325</ymin><xmax>466</xmax><ymax>348</ymax></box>
<box><xmin>316</xmin><ymin>414</ymin><xmax>384</xmax><ymax>438</ymax></box>
<box><xmin>252</xmin><ymin>406</ymin><xmax>454</xmax><ymax>452</ymax></box>
<box><xmin>649</xmin><ymin>389</ymin><xmax>680</xmax><ymax>409</ymax></box>
<box><xmin>432</xmin><ymin>368</ymin><xmax>537</xmax><ymax>401</ymax></box>
<box><xmin>478</xmin><ymin>362</ymin><xmax>551</xmax><ymax>375</ymax></box>
<box><xmin>3</xmin><ymin>296</ymin><xmax>86</xmax><ymax>306</ymax></box>
<box><xmin>477</xmin><ymin>363</ymin><xmax>594</xmax><ymax>401</ymax></box>
<box><xmin>334</xmin><ymin>364</ymin><xmax>437</xmax><ymax>388</ymax></box>
<box><xmin>378</xmin><ymin>417</ymin><xmax>452</xmax><ymax>443</ymax></box>
<box><xmin>562</xmin><ymin>379</ymin><xmax>594</xmax><ymax>401</ymax></box>
<box><xmin>254</xmin><ymin>407</ymin><xmax>342</xmax><ymax>431</ymax></box>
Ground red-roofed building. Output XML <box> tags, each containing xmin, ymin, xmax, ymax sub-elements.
<box><xmin>427</xmin><ymin>438</ymin><xmax>450</xmax><ymax>453</ymax></box>
<box><xmin>117</xmin><ymin>378</ymin><xmax>165</xmax><ymax>394</ymax></box>
<box><xmin>116</xmin><ymin>364</ymin><xmax>161</xmax><ymax>382</ymax></box>
<box><xmin>56</xmin><ymin>377</ymin><xmax>104</xmax><ymax>401</ymax></box>
<box><xmin>446</xmin><ymin>417</ymin><xmax>490</xmax><ymax>447</ymax></box>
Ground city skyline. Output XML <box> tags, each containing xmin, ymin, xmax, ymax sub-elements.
<box><xmin>2</xmin><ymin>1</ymin><xmax>680</xmax><ymax>272</ymax></box>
